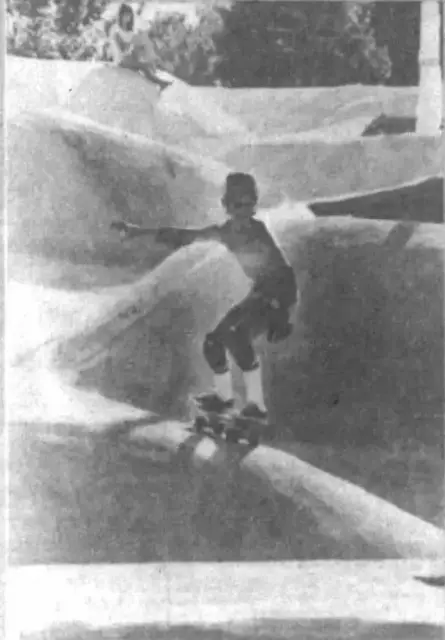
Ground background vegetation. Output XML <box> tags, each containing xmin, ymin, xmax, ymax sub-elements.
<box><xmin>6</xmin><ymin>1</ymin><xmax>437</xmax><ymax>86</ymax></box>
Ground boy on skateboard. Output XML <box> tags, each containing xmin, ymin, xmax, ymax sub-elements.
<box><xmin>113</xmin><ymin>172</ymin><xmax>297</xmax><ymax>421</ymax></box>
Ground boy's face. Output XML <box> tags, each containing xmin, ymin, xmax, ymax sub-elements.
<box><xmin>223</xmin><ymin>188</ymin><xmax>256</xmax><ymax>219</ymax></box>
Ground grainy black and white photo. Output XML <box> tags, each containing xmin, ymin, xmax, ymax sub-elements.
<box><xmin>5</xmin><ymin>0</ymin><xmax>444</xmax><ymax>638</ymax></box>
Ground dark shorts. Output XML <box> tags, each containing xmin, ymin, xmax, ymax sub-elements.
<box><xmin>216</xmin><ymin>291</ymin><xmax>276</xmax><ymax>341</ymax></box>
<box><xmin>203</xmin><ymin>290</ymin><xmax>282</xmax><ymax>373</ymax></box>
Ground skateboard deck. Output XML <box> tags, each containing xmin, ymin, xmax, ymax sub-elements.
<box><xmin>191</xmin><ymin>398</ymin><xmax>265</xmax><ymax>448</ymax></box>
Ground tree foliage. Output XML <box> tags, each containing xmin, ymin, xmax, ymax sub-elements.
<box><xmin>7</xmin><ymin>0</ymin><xmax>108</xmax><ymax>59</ymax></box>
<box><xmin>7</xmin><ymin>0</ymin><xmax>426</xmax><ymax>86</ymax></box>
<box><xmin>146</xmin><ymin>8</ymin><xmax>223</xmax><ymax>83</ymax></box>
<box><xmin>213</xmin><ymin>1</ymin><xmax>391</xmax><ymax>87</ymax></box>
<box><xmin>371</xmin><ymin>2</ymin><xmax>421</xmax><ymax>85</ymax></box>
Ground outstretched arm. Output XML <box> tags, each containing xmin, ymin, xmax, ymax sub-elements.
<box><xmin>156</xmin><ymin>225</ymin><xmax>220</xmax><ymax>248</ymax></box>
<box><xmin>111</xmin><ymin>221</ymin><xmax>220</xmax><ymax>248</ymax></box>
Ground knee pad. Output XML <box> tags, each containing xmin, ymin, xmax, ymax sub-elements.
<box><xmin>203</xmin><ymin>331</ymin><xmax>228</xmax><ymax>374</ymax></box>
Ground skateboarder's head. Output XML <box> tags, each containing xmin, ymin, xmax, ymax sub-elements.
<box><xmin>222</xmin><ymin>173</ymin><xmax>258</xmax><ymax>219</ymax></box>
<box><xmin>118</xmin><ymin>3</ymin><xmax>134</xmax><ymax>31</ymax></box>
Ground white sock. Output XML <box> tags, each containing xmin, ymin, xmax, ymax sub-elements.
<box><xmin>243</xmin><ymin>366</ymin><xmax>266</xmax><ymax>411</ymax></box>
<box><xmin>214</xmin><ymin>370</ymin><xmax>233</xmax><ymax>401</ymax></box>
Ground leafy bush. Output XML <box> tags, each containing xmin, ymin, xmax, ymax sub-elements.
<box><xmin>146</xmin><ymin>8</ymin><xmax>223</xmax><ymax>83</ymax></box>
<box><xmin>7</xmin><ymin>0</ymin><xmax>109</xmax><ymax>60</ymax></box>
<box><xmin>9</xmin><ymin>0</ymin><xmax>424</xmax><ymax>86</ymax></box>
<box><xmin>213</xmin><ymin>2</ymin><xmax>391</xmax><ymax>87</ymax></box>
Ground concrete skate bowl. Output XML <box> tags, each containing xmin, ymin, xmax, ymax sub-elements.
<box><xmin>10</xmin><ymin>409</ymin><xmax>445</xmax><ymax>566</ymax></box>
<box><xmin>62</xmin><ymin>65</ymin><xmax>161</xmax><ymax>138</ymax></box>
<box><xmin>6</xmin><ymin>56</ymin><xmax>99</xmax><ymax>118</ymax></box>
<box><xmin>308</xmin><ymin>176</ymin><xmax>443</xmax><ymax>223</ymax></box>
<box><xmin>13</xmin><ymin>224</ymin><xmax>444</xmax><ymax>565</ymax></box>
<box><xmin>64</xmin><ymin>65</ymin><xmax>246</xmax><ymax>142</ymax></box>
<box><xmin>11</xmin><ymin>415</ymin><xmax>406</xmax><ymax>563</ymax></box>
<box><xmin>11</xmin><ymin>214</ymin><xmax>444</xmax><ymax>566</ymax></box>
<box><xmin>213</xmin><ymin>85</ymin><xmax>418</xmax><ymax>137</ymax></box>
<box><xmin>53</xmin><ymin>217</ymin><xmax>444</xmax><ymax>449</ymax></box>
<box><xmin>222</xmin><ymin>133</ymin><xmax>442</xmax><ymax>203</ymax></box>
<box><xmin>7</xmin><ymin>108</ymin><xmax>230</xmax><ymax>289</ymax></box>
<box><xmin>8</xmin><ymin>62</ymin><xmax>444</xmax><ymax>567</ymax></box>
<box><xmin>8</xmin><ymin>55</ymin><xmax>417</xmax><ymax>137</ymax></box>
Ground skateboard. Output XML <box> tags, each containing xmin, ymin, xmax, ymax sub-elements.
<box><xmin>225</xmin><ymin>413</ymin><xmax>264</xmax><ymax>448</ymax></box>
<box><xmin>191</xmin><ymin>399</ymin><xmax>264</xmax><ymax>448</ymax></box>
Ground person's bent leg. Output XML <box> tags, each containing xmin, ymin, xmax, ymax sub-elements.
<box><xmin>196</xmin><ymin>329</ymin><xmax>234</xmax><ymax>411</ymax></box>
<box><xmin>119</xmin><ymin>50</ymin><xmax>141</xmax><ymax>72</ymax></box>
<box><xmin>119</xmin><ymin>54</ymin><xmax>167</xmax><ymax>89</ymax></box>
<box><xmin>223</xmin><ymin>294</ymin><xmax>271</xmax><ymax>417</ymax></box>
<box><xmin>243</xmin><ymin>365</ymin><xmax>267</xmax><ymax>416</ymax></box>
<box><xmin>226</xmin><ymin>326</ymin><xmax>267</xmax><ymax>415</ymax></box>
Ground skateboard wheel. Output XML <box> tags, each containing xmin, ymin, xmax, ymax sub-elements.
<box><xmin>248</xmin><ymin>431</ymin><xmax>260</xmax><ymax>447</ymax></box>
<box><xmin>194</xmin><ymin>415</ymin><xmax>207</xmax><ymax>433</ymax></box>
<box><xmin>226</xmin><ymin>429</ymin><xmax>239</xmax><ymax>444</ymax></box>
<box><xmin>213</xmin><ymin>421</ymin><xmax>224</xmax><ymax>436</ymax></box>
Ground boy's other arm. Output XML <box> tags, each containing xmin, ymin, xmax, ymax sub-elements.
<box><xmin>255</xmin><ymin>220</ymin><xmax>297</xmax><ymax>307</ymax></box>
<box><xmin>256</xmin><ymin>219</ymin><xmax>291</xmax><ymax>266</ymax></box>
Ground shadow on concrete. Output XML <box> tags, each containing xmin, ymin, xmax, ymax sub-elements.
<box><xmin>362</xmin><ymin>113</ymin><xmax>416</xmax><ymax>137</ymax></box>
<box><xmin>21</xmin><ymin>619</ymin><xmax>443</xmax><ymax>640</ymax></box>
<box><xmin>308</xmin><ymin>177</ymin><xmax>443</xmax><ymax>223</ymax></box>
<box><xmin>267</xmin><ymin>221</ymin><xmax>444</xmax><ymax>446</ymax></box>
<box><xmin>414</xmin><ymin>575</ymin><xmax>445</xmax><ymax>588</ymax></box>
<box><xmin>10</xmin><ymin>417</ymin><xmax>399</xmax><ymax>564</ymax></box>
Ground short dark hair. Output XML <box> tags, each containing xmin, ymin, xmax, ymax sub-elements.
<box><xmin>224</xmin><ymin>172</ymin><xmax>258</xmax><ymax>203</ymax></box>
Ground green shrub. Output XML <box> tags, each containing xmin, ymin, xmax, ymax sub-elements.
<box><xmin>146</xmin><ymin>8</ymin><xmax>223</xmax><ymax>83</ymax></box>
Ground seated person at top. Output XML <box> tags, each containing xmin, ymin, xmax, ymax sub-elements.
<box><xmin>109</xmin><ymin>3</ymin><xmax>171</xmax><ymax>92</ymax></box>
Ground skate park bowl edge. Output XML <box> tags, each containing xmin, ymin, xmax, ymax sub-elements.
<box><xmin>7</xmin><ymin>59</ymin><xmax>445</xmax><ymax>603</ymax></box>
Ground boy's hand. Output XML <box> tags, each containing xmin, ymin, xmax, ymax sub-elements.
<box><xmin>111</xmin><ymin>220</ymin><xmax>140</xmax><ymax>239</ymax></box>
<box><xmin>267</xmin><ymin>306</ymin><xmax>293</xmax><ymax>343</ymax></box>
<box><xmin>110</xmin><ymin>220</ymin><xmax>127</xmax><ymax>233</ymax></box>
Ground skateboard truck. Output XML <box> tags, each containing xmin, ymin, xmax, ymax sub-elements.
<box><xmin>191</xmin><ymin>397</ymin><xmax>263</xmax><ymax>447</ymax></box>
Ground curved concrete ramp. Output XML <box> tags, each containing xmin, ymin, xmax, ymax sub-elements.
<box><xmin>129</xmin><ymin>422</ymin><xmax>444</xmax><ymax>559</ymax></box>
<box><xmin>9</xmin><ymin>561</ymin><xmax>444</xmax><ymax>638</ymax></box>
<box><xmin>223</xmin><ymin>134</ymin><xmax>442</xmax><ymax>201</ymax></box>
<box><xmin>6</xmin><ymin>56</ymin><xmax>100</xmax><ymax>117</ymax></box>
<box><xmin>212</xmin><ymin>85</ymin><xmax>418</xmax><ymax>137</ymax></box>
<box><xmin>161</xmin><ymin>77</ymin><xmax>247</xmax><ymax>137</ymax></box>
<box><xmin>55</xmin><ymin>218</ymin><xmax>444</xmax><ymax>445</ymax></box>
<box><xmin>308</xmin><ymin>176</ymin><xmax>443</xmax><ymax>223</ymax></box>
<box><xmin>8</xmin><ymin>108</ymin><xmax>228</xmax><ymax>286</ymax></box>
<box><xmin>7</xmin><ymin>56</ymin><xmax>417</xmax><ymax>136</ymax></box>
<box><xmin>63</xmin><ymin>65</ymin><xmax>160</xmax><ymax>137</ymax></box>
<box><xmin>9</xmin><ymin>408</ymin><xmax>443</xmax><ymax>562</ymax></box>
<box><xmin>64</xmin><ymin>65</ymin><xmax>246</xmax><ymax>140</ymax></box>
